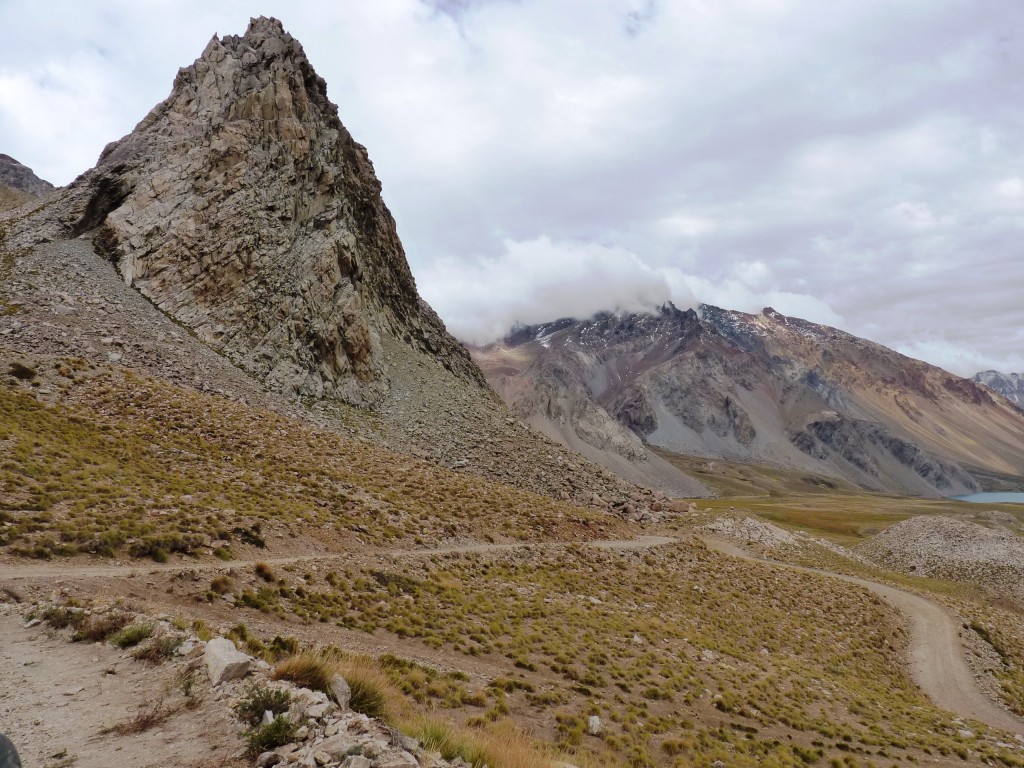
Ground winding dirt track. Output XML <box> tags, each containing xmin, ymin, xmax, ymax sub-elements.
<box><xmin>703</xmin><ymin>536</ymin><xmax>1024</xmax><ymax>735</ymax></box>
<box><xmin>1</xmin><ymin>532</ymin><xmax>1020</xmax><ymax>734</ymax></box>
<box><xmin>0</xmin><ymin>535</ymin><xmax>676</xmax><ymax>581</ymax></box>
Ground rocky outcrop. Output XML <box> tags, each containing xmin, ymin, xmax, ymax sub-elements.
<box><xmin>10</xmin><ymin>17</ymin><xmax>480</xmax><ymax>406</ymax></box>
<box><xmin>974</xmin><ymin>371</ymin><xmax>1024</xmax><ymax>407</ymax></box>
<box><xmin>860</xmin><ymin>516</ymin><xmax>1024</xmax><ymax>602</ymax></box>
<box><xmin>0</xmin><ymin>154</ymin><xmax>54</xmax><ymax>212</ymax></box>
<box><xmin>0</xmin><ymin>154</ymin><xmax>54</xmax><ymax>198</ymax></box>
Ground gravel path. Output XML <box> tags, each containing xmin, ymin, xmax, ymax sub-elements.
<box><xmin>703</xmin><ymin>535</ymin><xmax>1024</xmax><ymax>735</ymax></box>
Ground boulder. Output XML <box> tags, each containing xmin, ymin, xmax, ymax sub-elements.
<box><xmin>588</xmin><ymin>715</ymin><xmax>602</xmax><ymax>736</ymax></box>
<box><xmin>203</xmin><ymin>637</ymin><xmax>253</xmax><ymax>685</ymax></box>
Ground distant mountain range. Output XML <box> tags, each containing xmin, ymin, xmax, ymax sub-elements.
<box><xmin>973</xmin><ymin>370</ymin><xmax>1024</xmax><ymax>407</ymax></box>
<box><xmin>469</xmin><ymin>304</ymin><xmax>1024</xmax><ymax>497</ymax></box>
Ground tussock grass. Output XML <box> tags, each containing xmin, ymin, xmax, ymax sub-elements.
<box><xmin>109</xmin><ymin>622</ymin><xmax>154</xmax><ymax>648</ymax></box>
<box><xmin>273</xmin><ymin>650</ymin><xmax>405</xmax><ymax>721</ymax></box>
<box><xmin>333</xmin><ymin>654</ymin><xmax>405</xmax><ymax>721</ymax></box>
<box><xmin>406</xmin><ymin>718</ymin><xmax>563</xmax><ymax>768</ymax></box>
<box><xmin>132</xmin><ymin>634</ymin><xmax>183</xmax><ymax>663</ymax></box>
<box><xmin>72</xmin><ymin>612</ymin><xmax>131</xmax><ymax>643</ymax></box>
<box><xmin>272</xmin><ymin>652</ymin><xmax>334</xmax><ymax>692</ymax></box>
<box><xmin>0</xmin><ymin>366</ymin><xmax>617</xmax><ymax>561</ymax></box>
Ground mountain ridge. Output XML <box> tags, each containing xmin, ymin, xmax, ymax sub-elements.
<box><xmin>469</xmin><ymin>303</ymin><xmax>1024</xmax><ymax>496</ymax></box>
<box><xmin>974</xmin><ymin>370</ymin><xmax>1024</xmax><ymax>408</ymax></box>
<box><xmin>0</xmin><ymin>154</ymin><xmax>54</xmax><ymax>212</ymax></box>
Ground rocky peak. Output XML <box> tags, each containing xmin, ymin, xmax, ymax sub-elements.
<box><xmin>973</xmin><ymin>370</ymin><xmax>1024</xmax><ymax>407</ymax></box>
<box><xmin>0</xmin><ymin>154</ymin><xmax>55</xmax><ymax>198</ymax></box>
<box><xmin>17</xmin><ymin>16</ymin><xmax>481</xmax><ymax>405</ymax></box>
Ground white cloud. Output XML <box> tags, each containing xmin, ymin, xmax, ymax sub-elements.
<box><xmin>417</xmin><ymin>237</ymin><xmax>680</xmax><ymax>343</ymax></box>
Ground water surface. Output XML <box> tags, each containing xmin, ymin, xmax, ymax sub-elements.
<box><xmin>952</xmin><ymin>492</ymin><xmax>1024</xmax><ymax>504</ymax></box>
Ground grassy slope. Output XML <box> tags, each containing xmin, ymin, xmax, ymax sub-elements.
<box><xmin>5</xmin><ymin>358</ymin><xmax>1024</xmax><ymax>766</ymax></box>
<box><xmin>0</xmin><ymin>357</ymin><xmax>623</xmax><ymax>561</ymax></box>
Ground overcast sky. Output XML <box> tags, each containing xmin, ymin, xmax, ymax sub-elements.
<box><xmin>1</xmin><ymin>0</ymin><xmax>1022</xmax><ymax>376</ymax></box>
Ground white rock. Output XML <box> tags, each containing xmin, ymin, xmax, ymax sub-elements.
<box><xmin>306</xmin><ymin>702</ymin><xmax>332</xmax><ymax>719</ymax></box>
<box><xmin>330</xmin><ymin>673</ymin><xmax>351</xmax><ymax>710</ymax></box>
<box><xmin>318</xmin><ymin>735</ymin><xmax>357</xmax><ymax>761</ymax></box>
<box><xmin>588</xmin><ymin>715</ymin><xmax>602</xmax><ymax>735</ymax></box>
<box><xmin>340</xmin><ymin>757</ymin><xmax>372</xmax><ymax>768</ymax></box>
<box><xmin>262</xmin><ymin>709</ymin><xmax>276</xmax><ymax>725</ymax></box>
<box><xmin>204</xmin><ymin>637</ymin><xmax>253</xmax><ymax>685</ymax></box>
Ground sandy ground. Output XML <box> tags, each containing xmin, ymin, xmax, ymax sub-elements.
<box><xmin>0</xmin><ymin>604</ymin><xmax>244</xmax><ymax>768</ymax></box>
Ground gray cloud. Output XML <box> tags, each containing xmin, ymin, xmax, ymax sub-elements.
<box><xmin>1</xmin><ymin>0</ymin><xmax>1022</xmax><ymax>375</ymax></box>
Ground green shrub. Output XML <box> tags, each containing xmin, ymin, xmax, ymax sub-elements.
<box><xmin>110</xmin><ymin>622</ymin><xmax>155</xmax><ymax>648</ymax></box>
<box><xmin>235</xmin><ymin>684</ymin><xmax>292</xmax><ymax>727</ymax></box>
<box><xmin>73</xmin><ymin>612</ymin><xmax>132</xmax><ymax>642</ymax></box>
<box><xmin>246</xmin><ymin>716</ymin><xmax>296</xmax><ymax>755</ymax></box>
<box><xmin>8</xmin><ymin>362</ymin><xmax>36</xmax><ymax>381</ymax></box>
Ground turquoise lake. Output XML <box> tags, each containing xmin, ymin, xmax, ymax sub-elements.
<box><xmin>953</xmin><ymin>492</ymin><xmax>1024</xmax><ymax>504</ymax></box>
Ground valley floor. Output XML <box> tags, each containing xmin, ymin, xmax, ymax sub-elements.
<box><xmin>3</xmin><ymin>527</ymin><xmax>1024</xmax><ymax>767</ymax></box>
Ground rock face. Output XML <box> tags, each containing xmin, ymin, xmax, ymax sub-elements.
<box><xmin>470</xmin><ymin>304</ymin><xmax>1024</xmax><ymax>496</ymax></box>
<box><xmin>974</xmin><ymin>371</ymin><xmax>1024</xmax><ymax>407</ymax></box>
<box><xmin>1</xmin><ymin>17</ymin><xmax>679</xmax><ymax>513</ymax></box>
<box><xmin>14</xmin><ymin>17</ymin><xmax>479</xmax><ymax>405</ymax></box>
<box><xmin>0</xmin><ymin>154</ymin><xmax>54</xmax><ymax>212</ymax></box>
<box><xmin>0</xmin><ymin>154</ymin><xmax>54</xmax><ymax>198</ymax></box>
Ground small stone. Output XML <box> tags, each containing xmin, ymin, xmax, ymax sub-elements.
<box><xmin>587</xmin><ymin>715</ymin><xmax>602</xmax><ymax>736</ymax></box>
<box><xmin>256</xmin><ymin>752</ymin><xmax>283</xmax><ymax>768</ymax></box>
<box><xmin>262</xmin><ymin>710</ymin><xmax>276</xmax><ymax>725</ymax></box>
<box><xmin>313</xmin><ymin>751</ymin><xmax>332</xmax><ymax>766</ymax></box>
<box><xmin>305</xmin><ymin>702</ymin><xmax>331</xmax><ymax>719</ymax></box>
<box><xmin>23</xmin><ymin>618</ymin><xmax>41</xmax><ymax>628</ymax></box>
<box><xmin>294</xmin><ymin>726</ymin><xmax>309</xmax><ymax>740</ymax></box>
<box><xmin>340</xmin><ymin>757</ymin><xmax>371</xmax><ymax>768</ymax></box>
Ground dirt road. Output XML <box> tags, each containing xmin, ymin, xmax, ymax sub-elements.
<box><xmin>0</xmin><ymin>535</ymin><xmax>678</xmax><ymax>581</ymax></box>
<box><xmin>703</xmin><ymin>536</ymin><xmax>1024</xmax><ymax>734</ymax></box>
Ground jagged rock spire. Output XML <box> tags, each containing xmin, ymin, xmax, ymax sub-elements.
<box><xmin>27</xmin><ymin>16</ymin><xmax>480</xmax><ymax>405</ymax></box>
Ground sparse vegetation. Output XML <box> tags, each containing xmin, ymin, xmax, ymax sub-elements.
<box><xmin>72</xmin><ymin>612</ymin><xmax>132</xmax><ymax>643</ymax></box>
<box><xmin>109</xmin><ymin>622</ymin><xmax>155</xmax><ymax>648</ymax></box>
<box><xmin>245</xmin><ymin>716</ymin><xmax>296</xmax><ymax>755</ymax></box>
<box><xmin>272</xmin><ymin>652</ymin><xmax>333</xmax><ymax>692</ymax></box>
<box><xmin>101</xmin><ymin>699</ymin><xmax>180</xmax><ymax>735</ymax></box>
<box><xmin>0</xmin><ymin>366</ymin><xmax>617</xmax><ymax>560</ymax></box>
<box><xmin>132</xmin><ymin>634</ymin><xmax>184</xmax><ymax>663</ymax></box>
<box><xmin>234</xmin><ymin>684</ymin><xmax>291</xmax><ymax>727</ymax></box>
